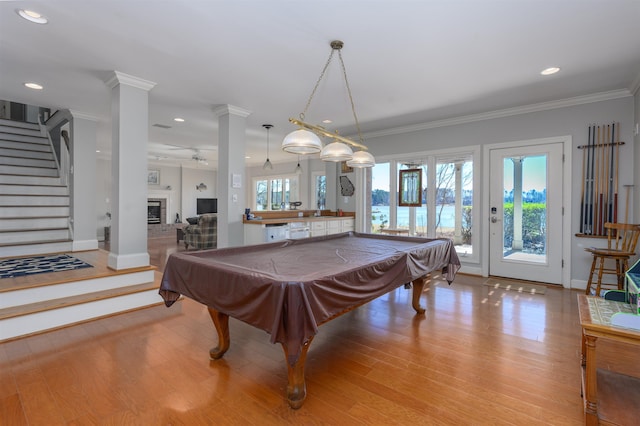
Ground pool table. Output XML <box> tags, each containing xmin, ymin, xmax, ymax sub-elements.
<box><xmin>160</xmin><ymin>232</ymin><xmax>460</xmax><ymax>408</ymax></box>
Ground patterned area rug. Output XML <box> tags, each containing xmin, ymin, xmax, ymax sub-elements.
<box><xmin>0</xmin><ymin>254</ymin><xmax>93</xmax><ymax>279</ymax></box>
<box><xmin>483</xmin><ymin>277</ymin><xmax>546</xmax><ymax>295</ymax></box>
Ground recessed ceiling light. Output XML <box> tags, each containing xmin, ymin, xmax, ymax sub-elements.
<box><xmin>96</xmin><ymin>150</ymin><xmax>101</xmax><ymax>153</ymax></box>
<box><xmin>540</xmin><ymin>67</ymin><xmax>560</xmax><ymax>76</ymax></box>
<box><xmin>174</xmin><ymin>118</ymin><xmax>185</xmax><ymax>122</ymax></box>
<box><xmin>17</xmin><ymin>9</ymin><xmax>48</xmax><ymax>24</ymax></box>
<box><xmin>245</xmin><ymin>156</ymin><xmax>251</xmax><ymax>159</ymax></box>
<box><xmin>24</xmin><ymin>82</ymin><xmax>43</xmax><ymax>90</ymax></box>
<box><xmin>322</xmin><ymin>119</ymin><xmax>332</xmax><ymax>124</ymax></box>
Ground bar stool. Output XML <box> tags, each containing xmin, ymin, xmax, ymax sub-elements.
<box><xmin>584</xmin><ymin>222</ymin><xmax>640</xmax><ymax>296</ymax></box>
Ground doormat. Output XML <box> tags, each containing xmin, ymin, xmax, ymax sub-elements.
<box><xmin>483</xmin><ymin>277</ymin><xmax>546</xmax><ymax>295</ymax></box>
<box><xmin>0</xmin><ymin>254</ymin><xmax>93</xmax><ymax>279</ymax></box>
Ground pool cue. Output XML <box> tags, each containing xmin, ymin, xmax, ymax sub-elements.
<box><xmin>608</xmin><ymin>122</ymin><xmax>615</xmax><ymax>223</ymax></box>
<box><xmin>604</xmin><ymin>124</ymin><xmax>610</xmax><ymax>224</ymax></box>
<box><xmin>580</xmin><ymin>128</ymin><xmax>587</xmax><ymax>233</ymax></box>
<box><xmin>586</xmin><ymin>124</ymin><xmax>594</xmax><ymax>234</ymax></box>
<box><xmin>600</xmin><ymin>125</ymin><xmax>607</xmax><ymax>233</ymax></box>
<box><xmin>599</xmin><ymin>125</ymin><xmax>606</xmax><ymax>234</ymax></box>
<box><xmin>613</xmin><ymin>123</ymin><xmax>619</xmax><ymax>222</ymax></box>
<box><xmin>594</xmin><ymin>125</ymin><xmax>600</xmax><ymax>234</ymax></box>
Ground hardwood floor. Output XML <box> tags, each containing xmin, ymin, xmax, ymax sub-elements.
<box><xmin>1</xmin><ymin>237</ymin><xmax>638</xmax><ymax>424</ymax></box>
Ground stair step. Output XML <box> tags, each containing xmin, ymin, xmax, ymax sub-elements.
<box><xmin>0</xmin><ymin>229</ymin><xmax>70</xmax><ymax>244</ymax></box>
<box><xmin>0</xmin><ymin>140</ymin><xmax>52</xmax><ymax>152</ymax></box>
<box><xmin>0</xmin><ymin>194</ymin><xmax>69</xmax><ymax>206</ymax></box>
<box><xmin>0</xmin><ymin>184</ymin><xmax>68</xmax><ymax>196</ymax></box>
<box><xmin>0</xmin><ymin>164</ymin><xmax>58</xmax><ymax>177</ymax></box>
<box><xmin>0</xmin><ymin>156</ymin><xmax>56</xmax><ymax>168</ymax></box>
<box><xmin>0</xmin><ymin>217</ymin><xmax>68</xmax><ymax>231</ymax></box>
<box><xmin>0</xmin><ymin>265</ymin><xmax>156</xmax><ymax>307</ymax></box>
<box><xmin>0</xmin><ymin>147</ymin><xmax>54</xmax><ymax>160</ymax></box>
<box><xmin>0</xmin><ymin>206</ymin><xmax>70</xmax><ymax>218</ymax></box>
<box><xmin>0</xmin><ymin>131</ymin><xmax>48</xmax><ymax>144</ymax></box>
<box><xmin>0</xmin><ymin>241</ymin><xmax>73</xmax><ymax>258</ymax></box>
<box><xmin>0</xmin><ymin>281</ymin><xmax>160</xmax><ymax>321</ymax></box>
<box><xmin>0</xmin><ymin>174</ymin><xmax>63</xmax><ymax>185</ymax></box>
<box><xmin>0</xmin><ymin>118</ymin><xmax>41</xmax><ymax>132</ymax></box>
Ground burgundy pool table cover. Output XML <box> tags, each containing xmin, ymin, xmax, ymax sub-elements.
<box><xmin>160</xmin><ymin>232</ymin><xmax>460</xmax><ymax>363</ymax></box>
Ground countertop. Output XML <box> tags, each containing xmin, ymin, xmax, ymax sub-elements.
<box><xmin>244</xmin><ymin>216</ymin><xmax>352</xmax><ymax>225</ymax></box>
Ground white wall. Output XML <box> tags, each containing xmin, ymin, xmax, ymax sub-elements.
<box><xmin>364</xmin><ymin>96</ymin><xmax>635</xmax><ymax>285</ymax></box>
<box><xmin>181</xmin><ymin>166</ymin><xmax>217</xmax><ymax>218</ymax></box>
<box><xmin>95</xmin><ymin>159</ymin><xmax>216</xmax><ymax>238</ymax></box>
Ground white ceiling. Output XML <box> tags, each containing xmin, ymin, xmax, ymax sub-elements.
<box><xmin>2</xmin><ymin>0</ymin><xmax>639</xmax><ymax>169</ymax></box>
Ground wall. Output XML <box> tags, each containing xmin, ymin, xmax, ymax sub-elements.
<box><xmin>364</xmin><ymin>95</ymin><xmax>635</xmax><ymax>286</ymax></box>
<box><xmin>95</xmin><ymin>159</ymin><xmax>216</xmax><ymax>239</ymax></box>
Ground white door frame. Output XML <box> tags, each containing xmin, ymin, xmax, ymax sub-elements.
<box><xmin>481</xmin><ymin>135</ymin><xmax>572</xmax><ymax>288</ymax></box>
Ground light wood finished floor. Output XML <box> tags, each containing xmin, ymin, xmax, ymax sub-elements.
<box><xmin>1</xmin><ymin>236</ymin><xmax>639</xmax><ymax>425</ymax></box>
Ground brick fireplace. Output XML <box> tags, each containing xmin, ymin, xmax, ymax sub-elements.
<box><xmin>147</xmin><ymin>198</ymin><xmax>165</xmax><ymax>224</ymax></box>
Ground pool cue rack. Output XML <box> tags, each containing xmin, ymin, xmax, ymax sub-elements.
<box><xmin>577</xmin><ymin>122</ymin><xmax>625</xmax><ymax>237</ymax></box>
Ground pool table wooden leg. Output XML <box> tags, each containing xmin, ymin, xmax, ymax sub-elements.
<box><xmin>207</xmin><ymin>307</ymin><xmax>230</xmax><ymax>360</ymax></box>
<box><xmin>282</xmin><ymin>336</ymin><xmax>314</xmax><ymax>409</ymax></box>
<box><xmin>411</xmin><ymin>276</ymin><xmax>427</xmax><ymax>314</ymax></box>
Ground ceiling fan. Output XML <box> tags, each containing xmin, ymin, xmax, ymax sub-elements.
<box><xmin>162</xmin><ymin>144</ymin><xmax>215</xmax><ymax>164</ymax></box>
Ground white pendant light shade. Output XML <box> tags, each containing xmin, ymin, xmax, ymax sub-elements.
<box><xmin>282</xmin><ymin>129</ymin><xmax>322</xmax><ymax>154</ymax></box>
<box><xmin>320</xmin><ymin>141</ymin><xmax>353</xmax><ymax>162</ymax></box>
<box><xmin>346</xmin><ymin>150</ymin><xmax>375</xmax><ymax>168</ymax></box>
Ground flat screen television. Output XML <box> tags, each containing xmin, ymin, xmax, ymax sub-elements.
<box><xmin>197</xmin><ymin>198</ymin><xmax>217</xmax><ymax>215</ymax></box>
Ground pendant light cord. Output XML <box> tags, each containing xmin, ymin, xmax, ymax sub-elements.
<box><xmin>298</xmin><ymin>40</ymin><xmax>364</xmax><ymax>145</ymax></box>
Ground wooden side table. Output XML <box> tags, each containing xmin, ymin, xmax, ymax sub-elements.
<box><xmin>577</xmin><ymin>295</ymin><xmax>640</xmax><ymax>425</ymax></box>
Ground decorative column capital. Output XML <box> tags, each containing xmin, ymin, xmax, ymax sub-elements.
<box><xmin>105</xmin><ymin>71</ymin><xmax>156</xmax><ymax>91</ymax></box>
<box><xmin>212</xmin><ymin>104</ymin><xmax>252</xmax><ymax>118</ymax></box>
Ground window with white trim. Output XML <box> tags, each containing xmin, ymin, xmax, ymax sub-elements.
<box><xmin>253</xmin><ymin>175</ymin><xmax>300</xmax><ymax>211</ymax></box>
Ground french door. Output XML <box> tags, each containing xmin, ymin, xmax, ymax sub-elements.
<box><xmin>488</xmin><ymin>143</ymin><xmax>563</xmax><ymax>284</ymax></box>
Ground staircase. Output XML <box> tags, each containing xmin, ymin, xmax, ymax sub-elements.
<box><xmin>0</xmin><ymin>118</ymin><xmax>72</xmax><ymax>257</ymax></box>
<box><xmin>0</xmin><ymin>116</ymin><xmax>164</xmax><ymax>341</ymax></box>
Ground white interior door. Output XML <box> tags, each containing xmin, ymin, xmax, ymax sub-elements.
<box><xmin>489</xmin><ymin>143</ymin><xmax>563</xmax><ymax>284</ymax></box>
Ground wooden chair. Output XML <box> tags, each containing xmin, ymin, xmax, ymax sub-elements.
<box><xmin>584</xmin><ymin>222</ymin><xmax>640</xmax><ymax>296</ymax></box>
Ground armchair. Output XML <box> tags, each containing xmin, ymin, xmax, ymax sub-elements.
<box><xmin>183</xmin><ymin>213</ymin><xmax>218</xmax><ymax>250</ymax></box>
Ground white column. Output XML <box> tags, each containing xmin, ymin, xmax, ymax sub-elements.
<box><xmin>512</xmin><ymin>157</ymin><xmax>524</xmax><ymax>250</ymax></box>
<box><xmin>214</xmin><ymin>105</ymin><xmax>251</xmax><ymax>248</ymax></box>
<box><xmin>105</xmin><ymin>71</ymin><xmax>156</xmax><ymax>270</ymax></box>
<box><xmin>69</xmin><ymin>112</ymin><xmax>99</xmax><ymax>251</ymax></box>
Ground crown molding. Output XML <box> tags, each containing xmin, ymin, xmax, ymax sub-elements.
<box><xmin>212</xmin><ymin>104</ymin><xmax>252</xmax><ymax>118</ymax></box>
<box><xmin>630</xmin><ymin>72</ymin><xmax>640</xmax><ymax>95</ymax></box>
<box><xmin>361</xmin><ymin>89</ymin><xmax>633</xmax><ymax>140</ymax></box>
<box><xmin>69</xmin><ymin>110</ymin><xmax>100</xmax><ymax>121</ymax></box>
<box><xmin>105</xmin><ymin>71</ymin><xmax>156</xmax><ymax>91</ymax></box>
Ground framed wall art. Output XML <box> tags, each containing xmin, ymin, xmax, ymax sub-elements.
<box><xmin>399</xmin><ymin>168</ymin><xmax>421</xmax><ymax>207</ymax></box>
<box><xmin>147</xmin><ymin>169</ymin><xmax>160</xmax><ymax>185</ymax></box>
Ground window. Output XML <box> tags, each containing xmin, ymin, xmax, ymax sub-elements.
<box><xmin>253</xmin><ymin>175</ymin><xmax>299</xmax><ymax>211</ymax></box>
<box><xmin>313</xmin><ymin>173</ymin><xmax>326</xmax><ymax>210</ymax></box>
<box><xmin>369</xmin><ymin>149</ymin><xmax>477</xmax><ymax>260</ymax></box>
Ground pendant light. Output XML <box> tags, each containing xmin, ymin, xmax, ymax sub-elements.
<box><xmin>283</xmin><ymin>40</ymin><xmax>374</xmax><ymax>167</ymax></box>
<box><xmin>294</xmin><ymin>155</ymin><xmax>303</xmax><ymax>174</ymax></box>
<box><xmin>262</xmin><ymin>124</ymin><xmax>273</xmax><ymax>170</ymax></box>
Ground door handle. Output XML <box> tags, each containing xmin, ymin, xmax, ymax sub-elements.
<box><xmin>491</xmin><ymin>216</ymin><xmax>500</xmax><ymax>223</ymax></box>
